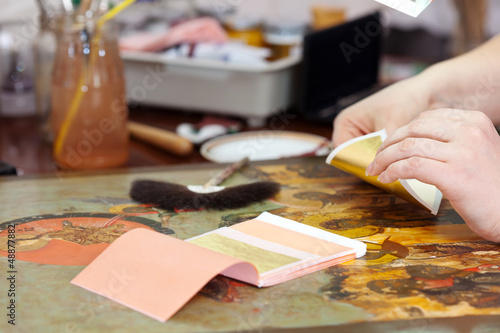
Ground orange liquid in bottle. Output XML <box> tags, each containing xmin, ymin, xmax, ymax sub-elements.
<box><xmin>51</xmin><ymin>21</ymin><xmax>129</xmax><ymax>170</ymax></box>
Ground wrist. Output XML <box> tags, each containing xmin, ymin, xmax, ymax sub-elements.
<box><xmin>416</xmin><ymin>62</ymin><xmax>454</xmax><ymax>110</ymax></box>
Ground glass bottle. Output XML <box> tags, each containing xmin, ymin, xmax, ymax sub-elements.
<box><xmin>0</xmin><ymin>21</ymin><xmax>37</xmax><ymax>118</ymax></box>
<box><xmin>0</xmin><ymin>46</ymin><xmax>36</xmax><ymax>117</ymax></box>
<box><xmin>51</xmin><ymin>19</ymin><xmax>129</xmax><ymax>170</ymax></box>
<box><xmin>33</xmin><ymin>10</ymin><xmax>58</xmax><ymax>141</ymax></box>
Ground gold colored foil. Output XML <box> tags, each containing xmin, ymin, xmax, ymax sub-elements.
<box><xmin>328</xmin><ymin>135</ymin><xmax>430</xmax><ymax>211</ymax></box>
<box><xmin>188</xmin><ymin>233</ymin><xmax>300</xmax><ymax>274</ymax></box>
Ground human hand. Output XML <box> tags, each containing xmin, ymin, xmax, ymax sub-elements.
<box><xmin>332</xmin><ymin>76</ymin><xmax>434</xmax><ymax>147</ymax></box>
<box><xmin>366</xmin><ymin>109</ymin><xmax>500</xmax><ymax>242</ymax></box>
<box><xmin>333</xmin><ymin>34</ymin><xmax>500</xmax><ymax>148</ymax></box>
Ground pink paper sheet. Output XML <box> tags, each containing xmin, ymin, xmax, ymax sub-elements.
<box><xmin>71</xmin><ymin>228</ymin><xmax>257</xmax><ymax>322</ymax></box>
<box><xmin>231</xmin><ymin>219</ymin><xmax>351</xmax><ymax>256</ymax></box>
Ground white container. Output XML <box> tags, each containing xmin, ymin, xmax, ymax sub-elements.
<box><xmin>120</xmin><ymin>51</ymin><xmax>300</xmax><ymax>127</ymax></box>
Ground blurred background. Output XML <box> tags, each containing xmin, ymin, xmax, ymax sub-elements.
<box><xmin>1</xmin><ymin>0</ymin><xmax>500</xmax><ymax>174</ymax></box>
<box><xmin>3</xmin><ymin>0</ymin><xmax>500</xmax><ymax>58</ymax></box>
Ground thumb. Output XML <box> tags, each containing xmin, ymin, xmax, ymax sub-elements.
<box><xmin>332</xmin><ymin>116</ymin><xmax>373</xmax><ymax>147</ymax></box>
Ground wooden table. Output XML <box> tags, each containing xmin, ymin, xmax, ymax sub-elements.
<box><xmin>1</xmin><ymin>152</ymin><xmax>500</xmax><ymax>332</ymax></box>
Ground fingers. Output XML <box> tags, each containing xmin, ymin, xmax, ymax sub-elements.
<box><xmin>366</xmin><ymin>112</ymin><xmax>461</xmax><ymax>179</ymax></box>
<box><xmin>377</xmin><ymin>110</ymin><xmax>462</xmax><ymax>152</ymax></box>
<box><xmin>367</xmin><ymin>109</ymin><xmax>494</xmax><ymax>186</ymax></box>
<box><xmin>376</xmin><ymin>157</ymin><xmax>448</xmax><ymax>187</ymax></box>
<box><xmin>367</xmin><ymin>137</ymin><xmax>451</xmax><ymax>178</ymax></box>
<box><xmin>332</xmin><ymin>113</ymin><xmax>373</xmax><ymax>147</ymax></box>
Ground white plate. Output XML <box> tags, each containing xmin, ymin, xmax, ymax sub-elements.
<box><xmin>200</xmin><ymin>131</ymin><xmax>331</xmax><ymax>163</ymax></box>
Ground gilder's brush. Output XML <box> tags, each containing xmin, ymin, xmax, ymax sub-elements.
<box><xmin>130</xmin><ymin>158</ymin><xmax>280</xmax><ymax>211</ymax></box>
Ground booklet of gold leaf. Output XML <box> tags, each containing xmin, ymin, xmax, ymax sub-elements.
<box><xmin>71</xmin><ymin>212</ymin><xmax>366</xmax><ymax>322</ymax></box>
<box><xmin>326</xmin><ymin>129</ymin><xmax>442</xmax><ymax>214</ymax></box>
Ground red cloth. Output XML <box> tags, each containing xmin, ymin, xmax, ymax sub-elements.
<box><xmin>119</xmin><ymin>17</ymin><xmax>228</xmax><ymax>52</ymax></box>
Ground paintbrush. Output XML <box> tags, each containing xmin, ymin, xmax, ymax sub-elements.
<box><xmin>130</xmin><ymin>158</ymin><xmax>280</xmax><ymax>211</ymax></box>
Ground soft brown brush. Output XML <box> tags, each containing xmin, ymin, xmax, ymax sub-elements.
<box><xmin>130</xmin><ymin>158</ymin><xmax>281</xmax><ymax>211</ymax></box>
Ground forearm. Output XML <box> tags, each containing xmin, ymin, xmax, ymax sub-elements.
<box><xmin>419</xmin><ymin>34</ymin><xmax>500</xmax><ymax>125</ymax></box>
<box><xmin>332</xmin><ymin>35</ymin><xmax>500</xmax><ymax>146</ymax></box>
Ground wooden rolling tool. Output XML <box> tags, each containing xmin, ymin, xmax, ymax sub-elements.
<box><xmin>128</xmin><ymin>121</ymin><xmax>194</xmax><ymax>156</ymax></box>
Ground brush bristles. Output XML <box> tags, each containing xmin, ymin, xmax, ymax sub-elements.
<box><xmin>130</xmin><ymin>180</ymin><xmax>281</xmax><ymax>210</ymax></box>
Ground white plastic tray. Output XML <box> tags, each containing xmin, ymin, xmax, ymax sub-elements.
<box><xmin>121</xmin><ymin>51</ymin><xmax>301</xmax><ymax>127</ymax></box>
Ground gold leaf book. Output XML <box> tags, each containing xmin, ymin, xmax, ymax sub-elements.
<box><xmin>71</xmin><ymin>212</ymin><xmax>366</xmax><ymax>322</ymax></box>
<box><xmin>326</xmin><ymin>129</ymin><xmax>442</xmax><ymax>214</ymax></box>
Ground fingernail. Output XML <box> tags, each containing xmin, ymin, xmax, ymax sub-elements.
<box><xmin>377</xmin><ymin>172</ymin><xmax>386</xmax><ymax>183</ymax></box>
<box><xmin>365</xmin><ymin>163</ymin><xmax>373</xmax><ymax>176</ymax></box>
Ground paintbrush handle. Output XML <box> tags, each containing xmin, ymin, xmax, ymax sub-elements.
<box><xmin>204</xmin><ymin>157</ymin><xmax>249</xmax><ymax>187</ymax></box>
<box><xmin>128</xmin><ymin>121</ymin><xmax>194</xmax><ymax>156</ymax></box>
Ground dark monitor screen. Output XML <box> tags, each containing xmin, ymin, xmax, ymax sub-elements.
<box><xmin>301</xmin><ymin>12</ymin><xmax>382</xmax><ymax>121</ymax></box>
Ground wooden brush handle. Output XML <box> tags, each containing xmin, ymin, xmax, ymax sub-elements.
<box><xmin>128</xmin><ymin>121</ymin><xmax>194</xmax><ymax>156</ymax></box>
<box><xmin>204</xmin><ymin>157</ymin><xmax>249</xmax><ymax>187</ymax></box>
